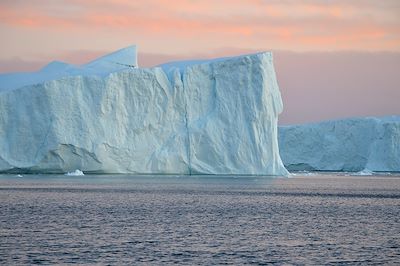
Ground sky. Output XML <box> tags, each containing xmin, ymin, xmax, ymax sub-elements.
<box><xmin>0</xmin><ymin>0</ymin><xmax>399</xmax><ymax>124</ymax></box>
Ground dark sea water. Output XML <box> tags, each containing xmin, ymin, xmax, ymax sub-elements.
<box><xmin>1</xmin><ymin>173</ymin><xmax>399</xmax><ymax>265</ymax></box>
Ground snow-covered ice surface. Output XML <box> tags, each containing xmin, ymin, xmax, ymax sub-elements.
<box><xmin>0</xmin><ymin>46</ymin><xmax>288</xmax><ymax>176</ymax></box>
<box><xmin>0</xmin><ymin>45</ymin><xmax>137</xmax><ymax>92</ymax></box>
<box><xmin>279</xmin><ymin>116</ymin><xmax>400</xmax><ymax>172</ymax></box>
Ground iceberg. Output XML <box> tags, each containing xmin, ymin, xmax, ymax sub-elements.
<box><xmin>279</xmin><ymin>116</ymin><xmax>400</xmax><ymax>172</ymax></box>
<box><xmin>65</xmin><ymin>169</ymin><xmax>85</xmax><ymax>176</ymax></box>
<box><xmin>351</xmin><ymin>169</ymin><xmax>374</xmax><ymax>176</ymax></box>
<box><xmin>0</xmin><ymin>46</ymin><xmax>288</xmax><ymax>176</ymax></box>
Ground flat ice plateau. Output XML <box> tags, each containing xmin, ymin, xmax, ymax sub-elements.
<box><xmin>279</xmin><ymin>116</ymin><xmax>400</xmax><ymax>172</ymax></box>
<box><xmin>0</xmin><ymin>46</ymin><xmax>288</xmax><ymax>175</ymax></box>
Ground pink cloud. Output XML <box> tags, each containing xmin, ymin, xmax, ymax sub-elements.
<box><xmin>1</xmin><ymin>1</ymin><xmax>399</xmax><ymax>51</ymax></box>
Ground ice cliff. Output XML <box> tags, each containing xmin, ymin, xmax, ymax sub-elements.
<box><xmin>279</xmin><ymin>116</ymin><xmax>400</xmax><ymax>172</ymax></box>
<box><xmin>0</xmin><ymin>46</ymin><xmax>288</xmax><ymax>175</ymax></box>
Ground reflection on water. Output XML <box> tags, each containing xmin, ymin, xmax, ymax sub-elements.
<box><xmin>1</xmin><ymin>174</ymin><xmax>399</xmax><ymax>264</ymax></box>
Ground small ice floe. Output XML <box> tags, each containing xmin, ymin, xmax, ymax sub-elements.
<box><xmin>65</xmin><ymin>169</ymin><xmax>85</xmax><ymax>176</ymax></box>
<box><xmin>289</xmin><ymin>171</ymin><xmax>317</xmax><ymax>177</ymax></box>
<box><xmin>16</xmin><ymin>174</ymin><xmax>23</xmax><ymax>177</ymax></box>
<box><xmin>351</xmin><ymin>169</ymin><xmax>374</xmax><ymax>176</ymax></box>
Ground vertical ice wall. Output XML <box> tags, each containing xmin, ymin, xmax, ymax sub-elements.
<box><xmin>180</xmin><ymin>53</ymin><xmax>287</xmax><ymax>175</ymax></box>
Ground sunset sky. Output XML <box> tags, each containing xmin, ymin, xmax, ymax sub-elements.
<box><xmin>0</xmin><ymin>0</ymin><xmax>399</xmax><ymax>124</ymax></box>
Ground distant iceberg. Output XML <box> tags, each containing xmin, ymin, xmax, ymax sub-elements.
<box><xmin>0</xmin><ymin>45</ymin><xmax>288</xmax><ymax>176</ymax></box>
<box><xmin>279</xmin><ymin>116</ymin><xmax>400</xmax><ymax>172</ymax></box>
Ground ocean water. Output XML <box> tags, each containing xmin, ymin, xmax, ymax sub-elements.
<box><xmin>1</xmin><ymin>173</ymin><xmax>399</xmax><ymax>265</ymax></box>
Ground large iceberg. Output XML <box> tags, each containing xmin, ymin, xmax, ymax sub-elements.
<box><xmin>279</xmin><ymin>116</ymin><xmax>400</xmax><ymax>172</ymax></box>
<box><xmin>0</xmin><ymin>46</ymin><xmax>288</xmax><ymax>175</ymax></box>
